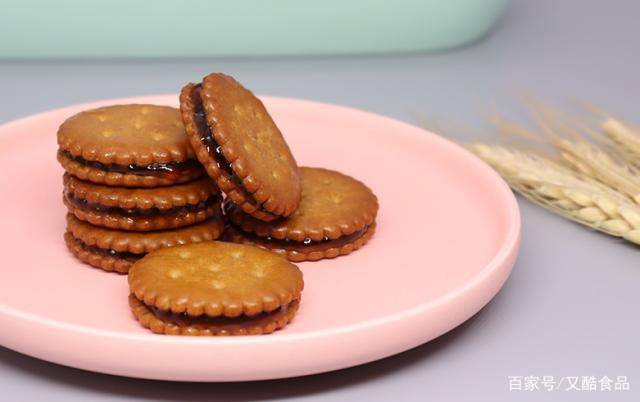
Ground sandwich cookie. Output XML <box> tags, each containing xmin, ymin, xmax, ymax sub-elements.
<box><xmin>64</xmin><ymin>214</ymin><xmax>225</xmax><ymax>274</ymax></box>
<box><xmin>180</xmin><ymin>73</ymin><xmax>301</xmax><ymax>222</ymax></box>
<box><xmin>63</xmin><ymin>173</ymin><xmax>221</xmax><ymax>231</ymax></box>
<box><xmin>225</xmin><ymin>167</ymin><xmax>378</xmax><ymax>262</ymax></box>
<box><xmin>128</xmin><ymin>242</ymin><xmax>303</xmax><ymax>335</ymax></box>
<box><xmin>57</xmin><ymin>104</ymin><xmax>203</xmax><ymax>187</ymax></box>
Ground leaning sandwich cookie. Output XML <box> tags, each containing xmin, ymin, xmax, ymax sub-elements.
<box><xmin>179</xmin><ymin>73</ymin><xmax>301</xmax><ymax>222</ymax></box>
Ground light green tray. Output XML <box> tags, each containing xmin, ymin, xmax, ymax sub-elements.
<box><xmin>0</xmin><ymin>0</ymin><xmax>508</xmax><ymax>59</ymax></box>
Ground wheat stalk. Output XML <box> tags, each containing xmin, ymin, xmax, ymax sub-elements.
<box><xmin>554</xmin><ymin>138</ymin><xmax>640</xmax><ymax>203</ymax></box>
<box><xmin>526</xmin><ymin>103</ymin><xmax>640</xmax><ymax>204</ymax></box>
<box><xmin>602</xmin><ymin>118</ymin><xmax>640</xmax><ymax>169</ymax></box>
<box><xmin>469</xmin><ymin>144</ymin><xmax>640</xmax><ymax>245</ymax></box>
<box><xmin>490</xmin><ymin>104</ymin><xmax>640</xmax><ymax>204</ymax></box>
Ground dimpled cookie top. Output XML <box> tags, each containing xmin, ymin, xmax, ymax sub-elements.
<box><xmin>57</xmin><ymin>104</ymin><xmax>195</xmax><ymax>165</ymax></box>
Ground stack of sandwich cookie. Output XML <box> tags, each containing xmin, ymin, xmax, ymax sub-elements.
<box><xmin>128</xmin><ymin>242</ymin><xmax>303</xmax><ymax>335</ymax></box>
<box><xmin>54</xmin><ymin>72</ymin><xmax>379</xmax><ymax>336</ymax></box>
<box><xmin>225</xmin><ymin>167</ymin><xmax>378</xmax><ymax>262</ymax></box>
<box><xmin>180</xmin><ymin>73</ymin><xmax>301</xmax><ymax>222</ymax></box>
<box><xmin>58</xmin><ymin>104</ymin><xmax>225</xmax><ymax>273</ymax></box>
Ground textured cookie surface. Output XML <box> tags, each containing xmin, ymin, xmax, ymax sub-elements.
<box><xmin>180</xmin><ymin>74</ymin><xmax>301</xmax><ymax>220</ymax></box>
<box><xmin>58</xmin><ymin>104</ymin><xmax>195</xmax><ymax>164</ymax></box>
<box><xmin>225</xmin><ymin>223</ymin><xmax>376</xmax><ymax>262</ymax></box>
<box><xmin>227</xmin><ymin>167</ymin><xmax>378</xmax><ymax>242</ymax></box>
<box><xmin>63</xmin><ymin>174</ymin><xmax>222</xmax><ymax>231</ymax></box>
<box><xmin>130</xmin><ymin>295</ymin><xmax>299</xmax><ymax>336</ymax></box>
<box><xmin>128</xmin><ymin>242</ymin><xmax>303</xmax><ymax>317</ymax></box>
<box><xmin>66</xmin><ymin>214</ymin><xmax>225</xmax><ymax>254</ymax></box>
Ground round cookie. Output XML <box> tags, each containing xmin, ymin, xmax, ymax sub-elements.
<box><xmin>63</xmin><ymin>173</ymin><xmax>221</xmax><ymax>231</ymax></box>
<box><xmin>57</xmin><ymin>104</ymin><xmax>203</xmax><ymax>187</ymax></box>
<box><xmin>64</xmin><ymin>214</ymin><xmax>225</xmax><ymax>274</ymax></box>
<box><xmin>225</xmin><ymin>167</ymin><xmax>378</xmax><ymax>261</ymax></box>
<box><xmin>128</xmin><ymin>242</ymin><xmax>303</xmax><ymax>335</ymax></box>
<box><xmin>179</xmin><ymin>73</ymin><xmax>301</xmax><ymax>221</ymax></box>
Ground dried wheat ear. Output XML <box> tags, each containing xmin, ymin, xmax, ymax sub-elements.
<box><xmin>468</xmin><ymin>108</ymin><xmax>640</xmax><ymax>246</ymax></box>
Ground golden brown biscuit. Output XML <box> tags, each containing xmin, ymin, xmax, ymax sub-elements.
<box><xmin>57</xmin><ymin>104</ymin><xmax>203</xmax><ymax>187</ymax></box>
<box><xmin>128</xmin><ymin>242</ymin><xmax>303</xmax><ymax>335</ymax></box>
<box><xmin>64</xmin><ymin>214</ymin><xmax>225</xmax><ymax>274</ymax></box>
<box><xmin>225</xmin><ymin>167</ymin><xmax>378</xmax><ymax>261</ymax></box>
<box><xmin>63</xmin><ymin>174</ymin><xmax>221</xmax><ymax>231</ymax></box>
<box><xmin>179</xmin><ymin>74</ymin><xmax>301</xmax><ymax>221</ymax></box>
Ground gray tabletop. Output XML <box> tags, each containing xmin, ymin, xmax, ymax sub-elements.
<box><xmin>1</xmin><ymin>0</ymin><xmax>638</xmax><ymax>400</ymax></box>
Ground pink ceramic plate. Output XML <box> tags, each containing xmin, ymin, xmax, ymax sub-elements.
<box><xmin>0</xmin><ymin>95</ymin><xmax>520</xmax><ymax>382</ymax></box>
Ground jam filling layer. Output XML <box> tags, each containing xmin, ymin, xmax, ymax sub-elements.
<box><xmin>59</xmin><ymin>149</ymin><xmax>202</xmax><ymax>180</ymax></box>
<box><xmin>239</xmin><ymin>225</ymin><xmax>370</xmax><ymax>252</ymax></box>
<box><xmin>65</xmin><ymin>192</ymin><xmax>220</xmax><ymax>218</ymax></box>
<box><xmin>149</xmin><ymin>300</ymin><xmax>296</xmax><ymax>327</ymax></box>
<box><xmin>191</xmin><ymin>84</ymin><xmax>263</xmax><ymax>208</ymax></box>
<box><xmin>75</xmin><ymin>237</ymin><xmax>142</xmax><ymax>261</ymax></box>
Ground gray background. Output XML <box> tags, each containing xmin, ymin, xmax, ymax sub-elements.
<box><xmin>1</xmin><ymin>0</ymin><xmax>638</xmax><ymax>400</ymax></box>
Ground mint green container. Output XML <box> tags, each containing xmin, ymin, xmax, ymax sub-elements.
<box><xmin>0</xmin><ymin>0</ymin><xmax>508</xmax><ymax>58</ymax></box>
